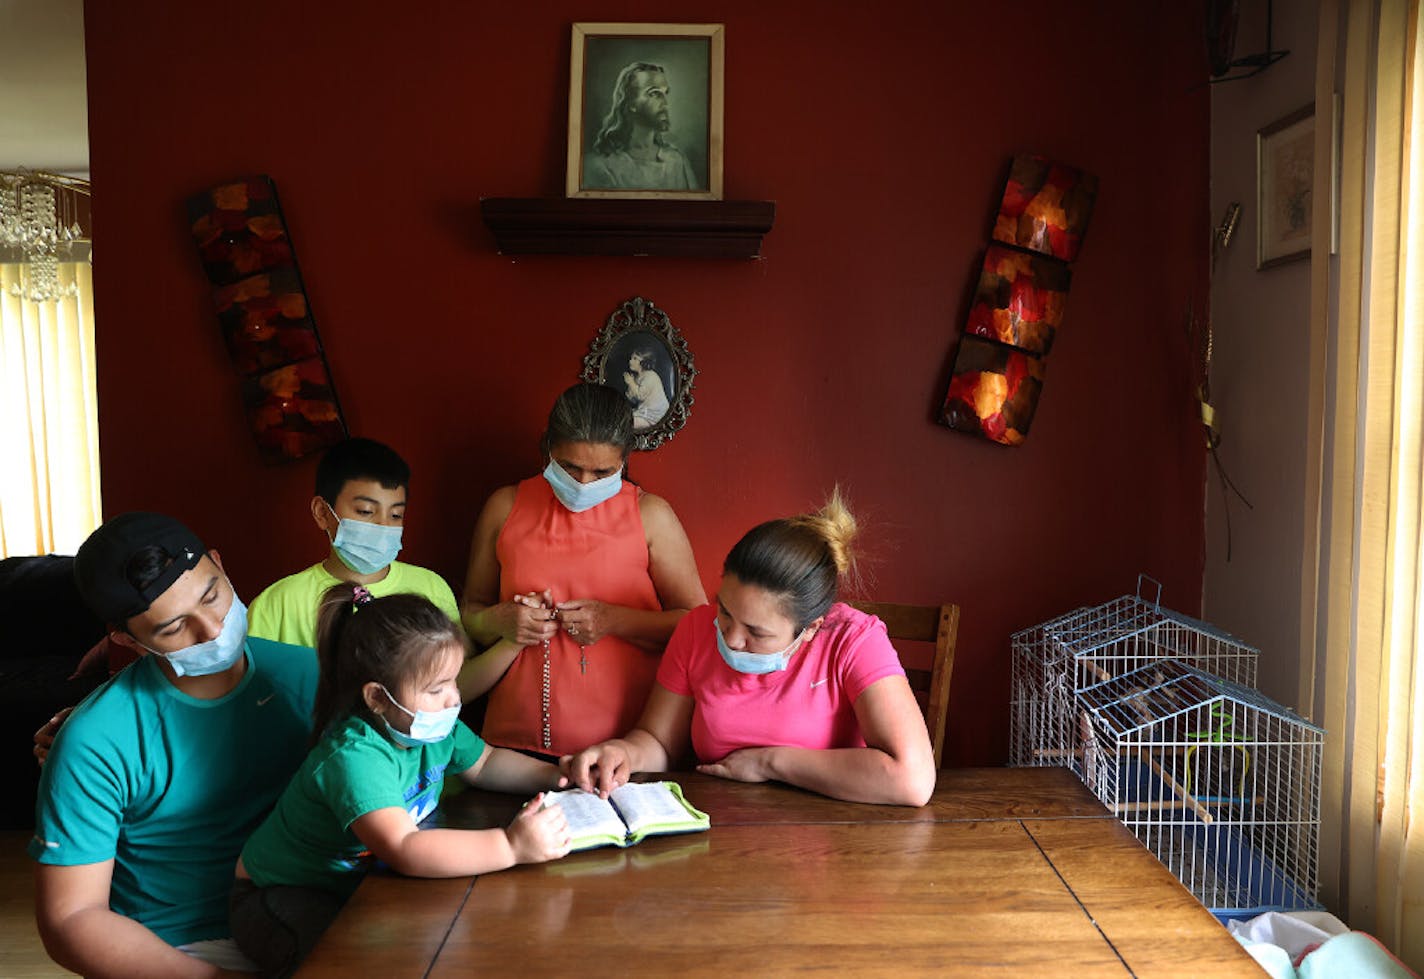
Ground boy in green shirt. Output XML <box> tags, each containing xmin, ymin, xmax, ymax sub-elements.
<box><xmin>248</xmin><ymin>438</ymin><xmax>461</xmax><ymax>646</ymax></box>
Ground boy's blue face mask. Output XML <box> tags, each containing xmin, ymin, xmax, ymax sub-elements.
<box><xmin>542</xmin><ymin>459</ymin><xmax>623</xmax><ymax>513</ymax></box>
<box><xmin>325</xmin><ymin>501</ymin><xmax>403</xmax><ymax>575</ymax></box>
<box><xmin>714</xmin><ymin>619</ymin><xmax>808</xmax><ymax>675</ymax></box>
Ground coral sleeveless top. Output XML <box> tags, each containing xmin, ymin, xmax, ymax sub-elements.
<box><xmin>483</xmin><ymin>476</ymin><xmax>662</xmax><ymax>755</ymax></box>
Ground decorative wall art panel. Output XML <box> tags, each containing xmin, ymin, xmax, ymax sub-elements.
<box><xmin>992</xmin><ymin>155</ymin><xmax>1099</xmax><ymax>264</ymax></box>
<box><xmin>965</xmin><ymin>244</ymin><xmax>1073</xmax><ymax>356</ymax></box>
<box><xmin>188</xmin><ymin>176</ymin><xmax>346</xmax><ymax>463</ymax></box>
<box><xmin>188</xmin><ymin>176</ymin><xmax>294</xmax><ymax>284</ymax></box>
<box><xmin>940</xmin><ymin>154</ymin><xmax>1096</xmax><ymax>446</ymax></box>
<box><xmin>240</xmin><ymin>358</ymin><xmax>346</xmax><ymax>466</ymax></box>
<box><xmin>941</xmin><ymin>335</ymin><xmax>1046</xmax><ymax>447</ymax></box>
<box><xmin>212</xmin><ymin>267</ymin><xmax>321</xmax><ymax>375</ymax></box>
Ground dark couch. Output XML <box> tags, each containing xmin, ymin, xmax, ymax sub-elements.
<box><xmin>0</xmin><ymin>554</ymin><xmax>107</xmax><ymax>829</ymax></box>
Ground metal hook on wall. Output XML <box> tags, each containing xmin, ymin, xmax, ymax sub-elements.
<box><xmin>1212</xmin><ymin>201</ymin><xmax>1242</xmax><ymax>269</ymax></box>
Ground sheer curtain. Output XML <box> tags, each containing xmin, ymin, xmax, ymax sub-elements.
<box><xmin>0</xmin><ymin>258</ymin><xmax>101</xmax><ymax>557</ymax></box>
<box><xmin>1308</xmin><ymin>0</ymin><xmax>1424</xmax><ymax>969</ymax></box>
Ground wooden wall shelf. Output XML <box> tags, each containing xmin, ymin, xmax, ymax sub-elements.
<box><xmin>480</xmin><ymin>198</ymin><xmax>774</xmax><ymax>258</ymax></box>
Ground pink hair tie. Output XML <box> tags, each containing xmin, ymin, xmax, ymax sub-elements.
<box><xmin>352</xmin><ymin>585</ymin><xmax>373</xmax><ymax>608</ymax></box>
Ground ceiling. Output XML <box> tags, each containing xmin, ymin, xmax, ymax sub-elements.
<box><xmin>0</xmin><ymin>0</ymin><xmax>89</xmax><ymax>175</ymax></box>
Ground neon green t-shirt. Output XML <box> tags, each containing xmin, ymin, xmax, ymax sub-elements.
<box><xmin>248</xmin><ymin>560</ymin><xmax>461</xmax><ymax>647</ymax></box>
<box><xmin>29</xmin><ymin>638</ymin><xmax>317</xmax><ymax>946</ymax></box>
<box><xmin>239</xmin><ymin>714</ymin><xmax>487</xmax><ymax>898</ymax></box>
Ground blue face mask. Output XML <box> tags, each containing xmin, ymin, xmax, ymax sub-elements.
<box><xmin>715</xmin><ymin>619</ymin><xmax>807</xmax><ymax>675</ymax></box>
<box><xmin>325</xmin><ymin>502</ymin><xmax>403</xmax><ymax>575</ymax></box>
<box><xmin>378</xmin><ymin>684</ymin><xmax>461</xmax><ymax>747</ymax></box>
<box><xmin>144</xmin><ymin>592</ymin><xmax>249</xmax><ymax>678</ymax></box>
<box><xmin>542</xmin><ymin>459</ymin><xmax>623</xmax><ymax>513</ymax></box>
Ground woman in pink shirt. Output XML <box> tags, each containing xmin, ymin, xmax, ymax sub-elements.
<box><xmin>564</xmin><ymin>491</ymin><xmax>936</xmax><ymax>806</ymax></box>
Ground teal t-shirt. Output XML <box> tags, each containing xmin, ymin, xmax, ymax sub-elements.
<box><xmin>29</xmin><ymin>637</ymin><xmax>317</xmax><ymax>946</ymax></box>
<box><xmin>248</xmin><ymin>560</ymin><xmax>462</xmax><ymax>648</ymax></box>
<box><xmin>239</xmin><ymin>714</ymin><xmax>487</xmax><ymax>898</ymax></box>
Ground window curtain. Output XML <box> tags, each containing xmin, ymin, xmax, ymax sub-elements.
<box><xmin>0</xmin><ymin>259</ymin><xmax>101</xmax><ymax>558</ymax></box>
<box><xmin>1308</xmin><ymin>0</ymin><xmax>1424</xmax><ymax>969</ymax></box>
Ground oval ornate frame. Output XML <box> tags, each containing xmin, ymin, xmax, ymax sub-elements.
<box><xmin>580</xmin><ymin>296</ymin><xmax>698</xmax><ymax>451</ymax></box>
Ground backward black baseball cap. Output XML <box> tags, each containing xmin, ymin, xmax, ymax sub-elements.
<box><xmin>74</xmin><ymin>512</ymin><xmax>207</xmax><ymax>624</ymax></box>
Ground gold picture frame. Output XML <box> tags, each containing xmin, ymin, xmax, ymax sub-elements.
<box><xmin>566</xmin><ymin>23</ymin><xmax>724</xmax><ymax>201</ymax></box>
<box><xmin>1256</xmin><ymin>103</ymin><xmax>1314</xmax><ymax>270</ymax></box>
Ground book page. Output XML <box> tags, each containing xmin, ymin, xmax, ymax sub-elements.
<box><xmin>607</xmin><ymin>782</ymin><xmax>709</xmax><ymax>838</ymax></box>
<box><xmin>543</xmin><ymin>789</ymin><xmax>628</xmax><ymax>846</ymax></box>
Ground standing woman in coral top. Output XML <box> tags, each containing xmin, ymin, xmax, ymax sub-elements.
<box><xmin>460</xmin><ymin>383</ymin><xmax>706</xmax><ymax>759</ymax></box>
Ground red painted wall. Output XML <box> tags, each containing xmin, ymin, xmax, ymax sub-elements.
<box><xmin>82</xmin><ymin>1</ymin><xmax>1209</xmax><ymax>765</ymax></box>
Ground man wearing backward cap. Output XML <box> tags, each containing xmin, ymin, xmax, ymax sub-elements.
<box><xmin>30</xmin><ymin>512</ymin><xmax>316</xmax><ymax>977</ymax></box>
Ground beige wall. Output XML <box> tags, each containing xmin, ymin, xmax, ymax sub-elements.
<box><xmin>0</xmin><ymin>0</ymin><xmax>87</xmax><ymax>174</ymax></box>
<box><xmin>1204</xmin><ymin>0</ymin><xmax>1318</xmax><ymax>714</ymax></box>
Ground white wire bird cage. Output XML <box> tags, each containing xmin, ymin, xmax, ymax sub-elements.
<box><xmin>1074</xmin><ymin>660</ymin><xmax>1323</xmax><ymax>918</ymax></box>
<box><xmin>1009</xmin><ymin>578</ymin><xmax>1259</xmax><ymax>771</ymax></box>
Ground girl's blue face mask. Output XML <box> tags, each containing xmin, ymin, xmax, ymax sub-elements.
<box><xmin>542</xmin><ymin>459</ymin><xmax>622</xmax><ymax>513</ymax></box>
<box><xmin>325</xmin><ymin>501</ymin><xmax>403</xmax><ymax>575</ymax></box>
<box><xmin>714</xmin><ymin>619</ymin><xmax>808</xmax><ymax>675</ymax></box>
<box><xmin>378</xmin><ymin>684</ymin><xmax>461</xmax><ymax>747</ymax></box>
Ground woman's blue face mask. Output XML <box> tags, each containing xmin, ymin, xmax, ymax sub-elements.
<box><xmin>714</xmin><ymin>619</ymin><xmax>808</xmax><ymax>675</ymax></box>
<box><xmin>543</xmin><ymin>459</ymin><xmax>622</xmax><ymax>513</ymax></box>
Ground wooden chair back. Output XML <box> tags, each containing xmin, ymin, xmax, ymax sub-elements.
<box><xmin>850</xmin><ymin>601</ymin><xmax>960</xmax><ymax>768</ymax></box>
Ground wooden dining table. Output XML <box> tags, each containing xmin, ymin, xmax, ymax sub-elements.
<box><xmin>295</xmin><ymin>768</ymin><xmax>1262</xmax><ymax>977</ymax></box>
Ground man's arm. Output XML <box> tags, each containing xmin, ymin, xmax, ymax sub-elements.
<box><xmin>35</xmin><ymin>861</ymin><xmax>227</xmax><ymax>978</ymax></box>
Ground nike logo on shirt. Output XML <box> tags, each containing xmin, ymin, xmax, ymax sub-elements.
<box><xmin>810</xmin><ymin>679</ymin><xmax>828</xmax><ymax>688</ymax></box>
<box><xmin>256</xmin><ymin>694</ymin><xmax>276</xmax><ymax>706</ymax></box>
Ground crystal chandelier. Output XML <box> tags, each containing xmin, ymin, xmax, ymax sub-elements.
<box><xmin>0</xmin><ymin>169</ymin><xmax>91</xmax><ymax>303</ymax></box>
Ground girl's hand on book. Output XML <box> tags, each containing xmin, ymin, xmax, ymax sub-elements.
<box><xmin>507</xmin><ymin>793</ymin><xmax>572</xmax><ymax>864</ymax></box>
<box><xmin>698</xmin><ymin>746</ymin><xmax>775</xmax><ymax>784</ymax></box>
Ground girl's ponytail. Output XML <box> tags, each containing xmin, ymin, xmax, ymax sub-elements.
<box><xmin>311</xmin><ymin>582</ymin><xmax>362</xmax><ymax>746</ymax></box>
<box><xmin>309</xmin><ymin>584</ymin><xmax>468</xmax><ymax>747</ymax></box>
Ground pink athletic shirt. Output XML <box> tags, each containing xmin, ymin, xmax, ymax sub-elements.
<box><xmin>656</xmin><ymin>602</ymin><xmax>905</xmax><ymax>762</ymax></box>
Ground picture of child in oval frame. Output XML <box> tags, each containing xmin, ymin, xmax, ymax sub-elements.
<box><xmin>608</xmin><ymin>331</ymin><xmax>676</xmax><ymax>431</ymax></box>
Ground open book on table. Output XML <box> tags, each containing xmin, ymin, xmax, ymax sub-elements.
<box><xmin>544</xmin><ymin>781</ymin><xmax>710</xmax><ymax>852</ymax></box>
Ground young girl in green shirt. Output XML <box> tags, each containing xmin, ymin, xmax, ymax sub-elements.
<box><xmin>231</xmin><ymin>582</ymin><xmax>571</xmax><ymax>977</ymax></box>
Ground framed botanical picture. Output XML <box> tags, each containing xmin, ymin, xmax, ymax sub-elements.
<box><xmin>565</xmin><ymin>22</ymin><xmax>724</xmax><ymax>200</ymax></box>
<box><xmin>581</xmin><ymin>297</ymin><xmax>698</xmax><ymax>451</ymax></box>
<box><xmin>1257</xmin><ymin>103</ymin><xmax>1314</xmax><ymax>269</ymax></box>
